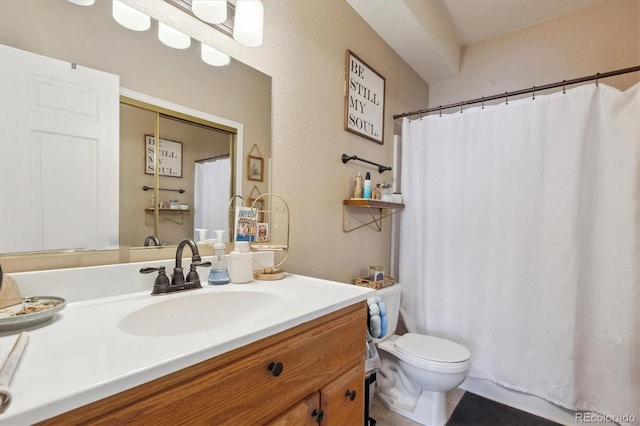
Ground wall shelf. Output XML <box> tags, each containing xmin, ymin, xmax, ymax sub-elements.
<box><xmin>144</xmin><ymin>208</ymin><xmax>191</xmax><ymax>213</ymax></box>
<box><xmin>145</xmin><ymin>208</ymin><xmax>190</xmax><ymax>225</ymax></box>
<box><xmin>342</xmin><ymin>199</ymin><xmax>404</xmax><ymax>233</ymax></box>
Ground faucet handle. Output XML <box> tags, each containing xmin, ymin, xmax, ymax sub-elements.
<box><xmin>140</xmin><ymin>266</ymin><xmax>171</xmax><ymax>294</ymax></box>
<box><xmin>185</xmin><ymin>261</ymin><xmax>212</xmax><ymax>284</ymax></box>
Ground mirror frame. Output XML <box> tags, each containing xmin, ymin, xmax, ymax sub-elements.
<box><xmin>0</xmin><ymin>0</ymin><xmax>271</xmax><ymax>273</ymax></box>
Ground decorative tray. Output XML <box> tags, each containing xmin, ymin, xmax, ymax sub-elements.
<box><xmin>354</xmin><ymin>276</ymin><xmax>395</xmax><ymax>289</ymax></box>
<box><xmin>0</xmin><ymin>296</ymin><xmax>66</xmax><ymax>331</ymax></box>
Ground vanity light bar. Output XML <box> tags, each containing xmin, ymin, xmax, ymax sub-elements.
<box><xmin>68</xmin><ymin>0</ymin><xmax>231</xmax><ymax>66</ymax></box>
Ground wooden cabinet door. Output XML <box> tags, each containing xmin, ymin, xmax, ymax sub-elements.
<box><xmin>267</xmin><ymin>392</ymin><xmax>321</xmax><ymax>426</ymax></box>
<box><xmin>321</xmin><ymin>362</ymin><xmax>365</xmax><ymax>426</ymax></box>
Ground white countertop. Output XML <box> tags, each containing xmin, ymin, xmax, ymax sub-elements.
<box><xmin>0</xmin><ymin>274</ymin><xmax>373</xmax><ymax>425</ymax></box>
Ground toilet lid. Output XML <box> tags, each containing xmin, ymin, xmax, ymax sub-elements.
<box><xmin>395</xmin><ymin>333</ymin><xmax>470</xmax><ymax>363</ymax></box>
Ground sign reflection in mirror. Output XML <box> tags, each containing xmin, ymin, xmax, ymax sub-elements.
<box><xmin>0</xmin><ymin>0</ymin><xmax>271</xmax><ymax>258</ymax></box>
<box><xmin>145</xmin><ymin>136</ymin><xmax>183</xmax><ymax>178</ymax></box>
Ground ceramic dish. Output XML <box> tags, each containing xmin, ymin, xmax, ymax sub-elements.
<box><xmin>0</xmin><ymin>297</ymin><xmax>66</xmax><ymax>331</ymax></box>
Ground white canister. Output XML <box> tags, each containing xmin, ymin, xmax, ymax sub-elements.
<box><xmin>227</xmin><ymin>241</ymin><xmax>253</xmax><ymax>283</ymax></box>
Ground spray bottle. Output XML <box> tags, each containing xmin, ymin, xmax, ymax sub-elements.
<box><xmin>208</xmin><ymin>230</ymin><xmax>230</xmax><ymax>285</ymax></box>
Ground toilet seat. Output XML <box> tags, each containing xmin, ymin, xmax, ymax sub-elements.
<box><xmin>392</xmin><ymin>333</ymin><xmax>471</xmax><ymax>373</ymax></box>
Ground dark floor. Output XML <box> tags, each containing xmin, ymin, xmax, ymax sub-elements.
<box><xmin>447</xmin><ymin>392</ymin><xmax>563</xmax><ymax>426</ymax></box>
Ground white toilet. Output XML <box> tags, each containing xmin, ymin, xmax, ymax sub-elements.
<box><xmin>372</xmin><ymin>284</ymin><xmax>471</xmax><ymax>426</ymax></box>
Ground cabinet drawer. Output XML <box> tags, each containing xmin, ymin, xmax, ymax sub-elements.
<box><xmin>190</xmin><ymin>306</ymin><xmax>365</xmax><ymax>424</ymax></box>
<box><xmin>266</xmin><ymin>392</ymin><xmax>320</xmax><ymax>426</ymax></box>
<box><xmin>321</xmin><ymin>362</ymin><xmax>365</xmax><ymax>426</ymax></box>
<box><xmin>41</xmin><ymin>303</ymin><xmax>367</xmax><ymax>425</ymax></box>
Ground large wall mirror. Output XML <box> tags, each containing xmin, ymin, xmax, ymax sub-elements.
<box><xmin>0</xmin><ymin>0</ymin><xmax>271</xmax><ymax>266</ymax></box>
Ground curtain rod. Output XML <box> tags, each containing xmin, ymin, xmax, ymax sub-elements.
<box><xmin>195</xmin><ymin>153</ymin><xmax>230</xmax><ymax>163</ymax></box>
<box><xmin>393</xmin><ymin>65</ymin><xmax>640</xmax><ymax>120</ymax></box>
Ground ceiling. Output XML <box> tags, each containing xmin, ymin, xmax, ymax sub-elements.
<box><xmin>347</xmin><ymin>0</ymin><xmax>607</xmax><ymax>84</ymax></box>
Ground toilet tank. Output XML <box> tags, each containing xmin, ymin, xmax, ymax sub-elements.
<box><xmin>374</xmin><ymin>284</ymin><xmax>402</xmax><ymax>340</ymax></box>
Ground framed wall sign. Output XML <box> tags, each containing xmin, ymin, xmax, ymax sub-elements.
<box><xmin>247</xmin><ymin>155</ymin><xmax>264</xmax><ymax>182</ymax></box>
<box><xmin>344</xmin><ymin>50</ymin><xmax>386</xmax><ymax>144</ymax></box>
<box><xmin>145</xmin><ymin>135</ymin><xmax>183</xmax><ymax>178</ymax></box>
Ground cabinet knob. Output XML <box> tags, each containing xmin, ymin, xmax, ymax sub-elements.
<box><xmin>267</xmin><ymin>361</ymin><xmax>283</xmax><ymax>377</ymax></box>
<box><xmin>345</xmin><ymin>389</ymin><xmax>357</xmax><ymax>401</ymax></box>
<box><xmin>311</xmin><ymin>409</ymin><xmax>325</xmax><ymax>423</ymax></box>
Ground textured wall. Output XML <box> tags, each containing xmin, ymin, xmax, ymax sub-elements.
<box><xmin>228</xmin><ymin>1</ymin><xmax>431</xmax><ymax>283</ymax></box>
<box><xmin>429</xmin><ymin>0</ymin><xmax>639</xmax><ymax>108</ymax></box>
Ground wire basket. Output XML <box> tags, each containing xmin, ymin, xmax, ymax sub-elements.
<box><xmin>354</xmin><ymin>276</ymin><xmax>395</xmax><ymax>289</ymax></box>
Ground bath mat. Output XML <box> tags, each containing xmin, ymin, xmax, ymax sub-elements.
<box><xmin>447</xmin><ymin>392</ymin><xmax>562</xmax><ymax>426</ymax></box>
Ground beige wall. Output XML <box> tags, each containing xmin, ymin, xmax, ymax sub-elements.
<box><xmin>429</xmin><ymin>0</ymin><xmax>639</xmax><ymax>109</ymax></box>
<box><xmin>6</xmin><ymin>0</ymin><xmax>635</xmax><ymax>285</ymax></box>
<box><xmin>222</xmin><ymin>1</ymin><xmax>431</xmax><ymax>283</ymax></box>
<box><xmin>0</xmin><ymin>0</ymin><xmax>430</xmax><ymax>281</ymax></box>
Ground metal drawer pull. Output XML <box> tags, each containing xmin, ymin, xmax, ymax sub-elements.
<box><xmin>267</xmin><ymin>361</ymin><xmax>283</xmax><ymax>377</ymax></box>
<box><xmin>345</xmin><ymin>389</ymin><xmax>357</xmax><ymax>401</ymax></box>
<box><xmin>311</xmin><ymin>409</ymin><xmax>324</xmax><ymax>423</ymax></box>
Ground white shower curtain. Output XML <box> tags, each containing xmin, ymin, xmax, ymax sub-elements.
<box><xmin>399</xmin><ymin>83</ymin><xmax>639</xmax><ymax>422</ymax></box>
<box><xmin>194</xmin><ymin>158</ymin><xmax>230</xmax><ymax>240</ymax></box>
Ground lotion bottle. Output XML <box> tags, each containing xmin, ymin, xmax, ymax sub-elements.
<box><xmin>354</xmin><ymin>172</ymin><xmax>363</xmax><ymax>198</ymax></box>
<box><xmin>227</xmin><ymin>241</ymin><xmax>253</xmax><ymax>283</ymax></box>
<box><xmin>208</xmin><ymin>230</ymin><xmax>230</xmax><ymax>285</ymax></box>
<box><xmin>363</xmin><ymin>172</ymin><xmax>372</xmax><ymax>199</ymax></box>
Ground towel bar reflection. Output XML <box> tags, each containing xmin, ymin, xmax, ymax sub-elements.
<box><xmin>142</xmin><ymin>185</ymin><xmax>185</xmax><ymax>194</ymax></box>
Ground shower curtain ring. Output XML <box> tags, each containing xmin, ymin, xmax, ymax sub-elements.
<box><xmin>532</xmin><ymin>86</ymin><xmax>536</xmax><ymax>100</ymax></box>
<box><xmin>439</xmin><ymin>106</ymin><xmax>442</xmax><ymax>117</ymax></box>
<box><xmin>460</xmin><ymin>101</ymin><xmax>463</xmax><ymax>114</ymax></box>
<box><xmin>563</xmin><ymin>80</ymin><xmax>566</xmax><ymax>94</ymax></box>
<box><xmin>505</xmin><ymin>92</ymin><xmax>509</xmax><ymax>105</ymax></box>
<box><xmin>481</xmin><ymin>96</ymin><xmax>485</xmax><ymax>109</ymax></box>
<box><xmin>595</xmin><ymin>72</ymin><xmax>600</xmax><ymax>87</ymax></box>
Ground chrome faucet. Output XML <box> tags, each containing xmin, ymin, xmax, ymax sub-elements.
<box><xmin>143</xmin><ymin>235</ymin><xmax>161</xmax><ymax>246</ymax></box>
<box><xmin>139</xmin><ymin>239</ymin><xmax>211</xmax><ymax>295</ymax></box>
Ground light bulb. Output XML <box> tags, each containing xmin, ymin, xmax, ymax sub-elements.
<box><xmin>192</xmin><ymin>0</ymin><xmax>227</xmax><ymax>24</ymax></box>
<box><xmin>233</xmin><ymin>0</ymin><xmax>263</xmax><ymax>47</ymax></box>
<box><xmin>158</xmin><ymin>22</ymin><xmax>191</xmax><ymax>49</ymax></box>
<box><xmin>67</xmin><ymin>0</ymin><xmax>95</xmax><ymax>5</ymax></box>
<box><xmin>112</xmin><ymin>0</ymin><xmax>150</xmax><ymax>32</ymax></box>
<box><xmin>201</xmin><ymin>43</ymin><xmax>231</xmax><ymax>66</ymax></box>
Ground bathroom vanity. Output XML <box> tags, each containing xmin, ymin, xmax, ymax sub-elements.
<box><xmin>0</xmin><ymin>263</ymin><xmax>373</xmax><ymax>425</ymax></box>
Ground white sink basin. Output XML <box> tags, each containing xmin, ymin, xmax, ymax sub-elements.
<box><xmin>118</xmin><ymin>290</ymin><xmax>284</xmax><ymax>337</ymax></box>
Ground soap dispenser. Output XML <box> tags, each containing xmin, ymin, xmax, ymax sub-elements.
<box><xmin>208</xmin><ymin>230</ymin><xmax>230</xmax><ymax>285</ymax></box>
<box><xmin>227</xmin><ymin>241</ymin><xmax>253</xmax><ymax>284</ymax></box>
